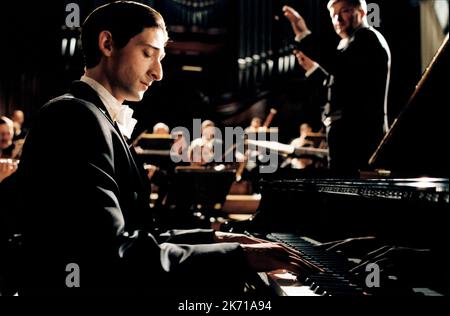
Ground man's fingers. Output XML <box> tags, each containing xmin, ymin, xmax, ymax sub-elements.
<box><xmin>294</xmin><ymin>51</ymin><xmax>307</xmax><ymax>65</ymax></box>
<box><xmin>276</xmin><ymin>243</ymin><xmax>324</xmax><ymax>272</ymax></box>
<box><xmin>251</xmin><ymin>237</ymin><xmax>269</xmax><ymax>244</ymax></box>
<box><xmin>285</xmin><ymin>260</ymin><xmax>316</xmax><ymax>275</ymax></box>
<box><xmin>286</xmin><ymin>251</ymin><xmax>324</xmax><ymax>273</ymax></box>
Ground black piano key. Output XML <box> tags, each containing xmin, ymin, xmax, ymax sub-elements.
<box><xmin>266</xmin><ymin>233</ymin><xmax>367</xmax><ymax>295</ymax></box>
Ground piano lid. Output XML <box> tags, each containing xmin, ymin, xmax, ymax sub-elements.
<box><xmin>369</xmin><ymin>34</ymin><xmax>449</xmax><ymax>178</ymax></box>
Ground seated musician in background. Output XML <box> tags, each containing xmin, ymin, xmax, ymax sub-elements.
<box><xmin>12</xmin><ymin>110</ymin><xmax>28</xmax><ymax>141</ymax></box>
<box><xmin>188</xmin><ymin>119</ymin><xmax>223</xmax><ymax>166</ymax></box>
<box><xmin>145</xmin><ymin>122</ymin><xmax>171</xmax><ymax>180</ymax></box>
<box><xmin>3</xmin><ymin>1</ymin><xmax>317</xmax><ymax>295</ymax></box>
<box><xmin>244</xmin><ymin>117</ymin><xmax>262</xmax><ymax>133</ymax></box>
<box><xmin>0</xmin><ymin>117</ymin><xmax>14</xmax><ymax>159</ymax></box>
<box><xmin>242</xmin><ymin>110</ymin><xmax>278</xmax><ymax>171</ymax></box>
<box><xmin>0</xmin><ymin>116</ymin><xmax>23</xmax><ymax>160</ymax></box>
<box><xmin>152</xmin><ymin>121</ymin><xmax>169</xmax><ymax>135</ymax></box>
<box><xmin>149</xmin><ymin>122</ymin><xmax>190</xmax><ymax>167</ymax></box>
<box><xmin>0</xmin><ymin>117</ymin><xmax>19</xmax><ymax>182</ymax></box>
<box><xmin>144</xmin><ymin>122</ymin><xmax>173</xmax><ymax>208</ymax></box>
<box><xmin>286</xmin><ymin>122</ymin><xmax>315</xmax><ymax>169</ymax></box>
<box><xmin>171</xmin><ymin>130</ymin><xmax>189</xmax><ymax>163</ymax></box>
<box><xmin>290</xmin><ymin>122</ymin><xmax>314</xmax><ymax>148</ymax></box>
<box><xmin>237</xmin><ymin>117</ymin><xmax>266</xmax><ymax>190</ymax></box>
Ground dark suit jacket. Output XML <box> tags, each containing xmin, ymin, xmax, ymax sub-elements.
<box><xmin>299</xmin><ymin>27</ymin><xmax>391</xmax><ymax>172</ymax></box>
<box><xmin>12</xmin><ymin>81</ymin><xmax>248</xmax><ymax>295</ymax></box>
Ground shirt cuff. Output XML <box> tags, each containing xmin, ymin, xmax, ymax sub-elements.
<box><xmin>305</xmin><ymin>62</ymin><xmax>319</xmax><ymax>77</ymax></box>
<box><xmin>294</xmin><ymin>30</ymin><xmax>312</xmax><ymax>43</ymax></box>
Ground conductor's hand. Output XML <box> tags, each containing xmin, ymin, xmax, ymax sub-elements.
<box><xmin>294</xmin><ymin>50</ymin><xmax>316</xmax><ymax>72</ymax></box>
<box><xmin>241</xmin><ymin>242</ymin><xmax>323</xmax><ymax>274</ymax></box>
<box><xmin>282</xmin><ymin>5</ymin><xmax>310</xmax><ymax>38</ymax></box>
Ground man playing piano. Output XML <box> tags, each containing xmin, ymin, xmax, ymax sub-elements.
<box><xmin>283</xmin><ymin>0</ymin><xmax>391</xmax><ymax>174</ymax></box>
<box><xmin>2</xmin><ymin>1</ymin><xmax>317</xmax><ymax>295</ymax></box>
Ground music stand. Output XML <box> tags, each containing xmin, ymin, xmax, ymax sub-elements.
<box><xmin>133</xmin><ymin>133</ymin><xmax>175</xmax><ymax>166</ymax></box>
<box><xmin>165</xmin><ymin>166</ymin><xmax>236</xmax><ymax>214</ymax></box>
<box><xmin>304</xmin><ymin>133</ymin><xmax>327</xmax><ymax>148</ymax></box>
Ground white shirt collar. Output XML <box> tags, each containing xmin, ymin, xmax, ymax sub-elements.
<box><xmin>80</xmin><ymin>75</ymin><xmax>137</xmax><ymax>139</ymax></box>
<box><xmin>337</xmin><ymin>26</ymin><xmax>367</xmax><ymax>51</ymax></box>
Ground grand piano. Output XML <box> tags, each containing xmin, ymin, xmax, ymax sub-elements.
<box><xmin>226</xmin><ymin>35</ymin><xmax>449</xmax><ymax>296</ymax></box>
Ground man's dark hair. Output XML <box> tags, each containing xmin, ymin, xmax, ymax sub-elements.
<box><xmin>81</xmin><ymin>1</ymin><xmax>167</xmax><ymax>69</ymax></box>
<box><xmin>327</xmin><ymin>0</ymin><xmax>368</xmax><ymax>12</ymax></box>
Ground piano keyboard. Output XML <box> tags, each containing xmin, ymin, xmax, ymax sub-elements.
<box><xmin>263</xmin><ymin>233</ymin><xmax>367</xmax><ymax>296</ymax></box>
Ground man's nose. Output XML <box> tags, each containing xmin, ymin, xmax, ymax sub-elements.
<box><xmin>332</xmin><ymin>13</ymin><xmax>342</xmax><ymax>24</ymax></box>
<box><xmin>149</xmin><ymin>60</ymin><xmax>163</xmax><ymax>81</ymax></box>
<box><xmin>332</xmin><ymin>14</ymin><xmax>338</xmax><ymax>24</ymax></box>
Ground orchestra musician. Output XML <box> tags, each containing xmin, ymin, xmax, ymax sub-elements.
<box><xmin>235</xmin><ymin>109</ymin><xmax>278</xmax><ymax>189</ymax></box>
<box><xmin>152</xmin><ymin>121</ymin><xmax>169</xmax><ymax>135</ymax></box>
<box><xmin>188</xmin><ymin>119</ymin><xmax>223</xmax><ymax>166</ymax></box>
<box><xmin>6</xmin><ymin>1</ymin><xmax>318</xmax><ymax>295</ymax></box>
<box><xmin>0</xmin><ymin>117</ymin><xmax>14</xmax><ymax>158</ymax></box>
<box><xmin>284</xmin><ymin>122</ymin><xmax>315</xmax><ymax>169</ymax></box>
<box><xmin>244</xmin><ymin>117</ymin><xmax>262</xmax><ymax>134</ymax></box>
<box><xmin>0</xmin><ymin>116</ymin><xmax>22</xmax><ymax>183</ymax></box>
<box><xmin>142</xmin><ymin>122</ymin><xmax>171</xmax><ymax>179</ymax></box>
<box><xmin>0</xmin><ymin>116</ymin><xmax>23</xmax><ymax>159</ymax></box>
<box><xmin>11</xmin><ymin>110</ymin><xmax>28</xmax><ymax>141</ymax></box>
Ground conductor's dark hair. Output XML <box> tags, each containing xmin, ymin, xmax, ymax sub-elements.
<box><xmin>81</xmin><ymin>1</ymin><xmax>167</xmax><ymax>69</ymax></box>
<box><xmin>327</xmin><ymin>0</ymin><xmax>368</xmax><ymax>12</ymax></box>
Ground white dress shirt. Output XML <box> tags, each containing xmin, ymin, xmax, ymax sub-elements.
<box><xmin>80</xmin><ymin>75</ymin><xmax>137</xmax><ymax>139</ymax></box>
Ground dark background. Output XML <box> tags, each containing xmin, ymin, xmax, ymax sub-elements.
<box><xmin>0</xmin><ymin>0</ymin><xmax>426</xmax><ymax>143</ymax></box>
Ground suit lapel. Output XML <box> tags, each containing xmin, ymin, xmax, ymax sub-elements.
<box><xmin>69</xmin><ymin>81</ymin><xmax>114</xmax><ymax>122</ymax></box>
<box><xmin>69</xmin><ymin>81</ymin><xmax>147</xmax><ymax>191</ymax></box>
<box><xmin>112</xmin><ymin>121</ymin><xmax>148</xmax><ymax>190</ymax></box>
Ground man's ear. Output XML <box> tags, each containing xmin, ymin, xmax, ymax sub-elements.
<box><xmin>357</xmin><ymin>7</ymin><xmax>366</xmax><ymax>19</ymax></box>
<box><xmin>98</xmin><ymin>31</ymin><xmax>114</xmax><ymax>57</ymax></box>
